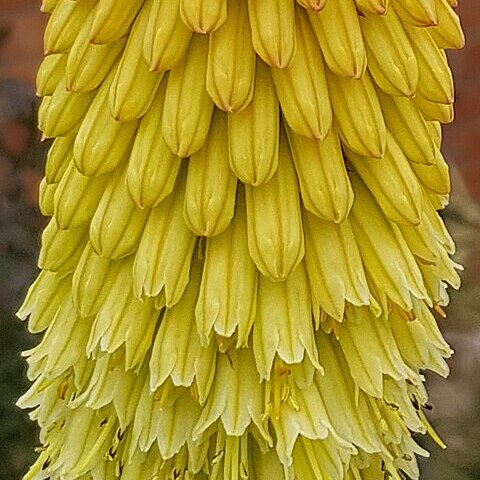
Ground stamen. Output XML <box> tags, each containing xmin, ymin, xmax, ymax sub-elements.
<box><xmin>56</xmin><ymin>378</ymin><xmax>69</xmax><ymax>400</ymax></box>
<box><xmin>262</xmin><ymin>357</ymin><xmax>300</xmax><ymax>420</ymax></box>
<box><xmin>240</xmin><ymin>434</ymin><xmax>249</xmax><ymax>480</ymax></box>
<box><xmin>434</xmin><ymin>305</ymin><xmax>447</xmax><ymax>318</ymax></box>
<box><xmin>418</xmin><ymin>409</ymin><xmax>446</xmax><ymax>449</ymax></box>
<box><xmin>154</xmin><ymin>380</ymin><xmax>173</xmax><ymax>408</ymax></box>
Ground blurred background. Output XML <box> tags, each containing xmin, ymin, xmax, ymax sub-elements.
<box><xmin>0</xmin><ymin>1</ymin><xmax>479</xmax><ymax>479</ymax></box>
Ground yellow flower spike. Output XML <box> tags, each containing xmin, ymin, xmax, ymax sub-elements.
<box><xmin>184</xmin><ymin>110</ymin><xmax>238</xmax><ymax>237</ymax></box>
<box><xmin>228</xmin><ymin>61</ymin><xmax>279</xmax><ymax>186</ymax></box>
<box><xmin>143</xmin><ymin>0</ymin><xmax>192</xmax><ymax>72</ymax></box>
<box><xmin>133</xmin><ymin>170</ymin><xmax>197</xmax><ymax>306</ymax></box>
<box><xmin>303</xmin><ymin>211</ymin><xmax>375</xmax><ymax>323</ymax></box>
<box><xmin>296</xmin><ymin>0</ymin><xmax>327</xmax><ymax>12</ymax></box>
<box><xmin>54</xmin><ymin>162</ymin><xmax>110</xmax><ymax>229</ymax></box>
<box><xmin>346</xmin><ymin>132</ymin><xmax>423</xmax><ymax>226</ymax></box>
<box><xmin>354</xmin><ymin>0</ymin><xmax>389</xmax><ymax>16</ymax></box>
<box><xmin>38</xmin><ymin>78</ymin><xmax>95</xmax><ymax>139</ymax></box>
<box><xmin>391</xmin><ymin>0</ymin><xmax>439</xmax><ymax>27</ymax></box>
<box><xmin>405</xmin><ymin>25</ymin><xmax>454</xmax><ymax>105</ymax></box>
<box><xmin>36</xmin><ymin>53</ymin><xmax>66</xmax><ymax>97</ymax></box>
<box><xmin>126</xmin><ymin>82</ymin><xmax>181</xmax><ymax>210</ymax></box>
<box><xmin>307</xmin><ymin>0</ymin><xmax>367</xmax><ymax>79</ymax></box>
<box><xmin>287</xmin><ymin>127</ymin><xmax>353</xmax><ymax>223</ymax></box>
<box><xmin>72</xmin><ymin>242</ymin><xmax>122</xmax><ymax>318</ymax></box>
<box><xmin>109</xmin><ymin>2</ymin><xmax>164</xmax><ymax>122</ymax></box>
<box><xmin>378</xmin><ymin>91</ymin><xmax>436</xmax><ymax>166</ymax></box>
<box><xmin>162</xmin><ymin>34</ymin><xmax>214</xmax><ymax>157</ymax></box>
<box><xmin>428</xmin><ymin>0</ymin><xmax>465</xmax><ymax>50</ymax></box>
<box><xmin>44</xmin><ymin>0</ymin><xmax>96</xmax><ymax>54</ymax></box>
<box><xmin>252</xmin><ymin>263</ymin><xmax>320</xmax><ymax>381</ymax></box>
<box><xmin>66</xmin><ymin>15</ymin><xmax>126</xmax><ymax>93</ymax></box>
<box><xmin>74</xmin><ymin>74</ymin><xmax>139</xmax><ymax>177</ymax></box>
<box><xmin>89</xmin><ymin>168</ymin><xmax>150</xmax><ymax>260</ymax></box>
<box><xmin>327</xmin><ymin>72</ymin><xmax>387</xmax><ymax>159</ymax></box>
<box><xmin>206</xmin><ymin>0</ymin><xmax>256</xmax><ymax>113</ymax></box>
<box><xmin>245</xmin><ymin>133</ymin><xmax>305</xmax><ymax>280</ymax></box>
<box><xmin>180</xmin><ymin>0</ymin><xmax>227</xmax><ymax>34</ymax></box>
<box><xmin>247</xmin><ymin>0</ymin><xmax>297</xmax><ymax>69</ymax></box>
<box><xmin>38</xmin><ymin>219</ymin><xmax>88</xmax><ymax>275</ymax></box>
<box><xmin>23</xmin><ymin>0</ymin><xmax>466</xmax><ymax>477</ymax></box>
<box><xmin>90</xmin><ymin>0</ymin><xmax>145</xmax><ymax>45</ymax></box>
<box><xmin>195</xmin><ymin>191</ymin><xmax>258</xmax><ymax>348</ymax></box>
<box><xmin>360</xmin><ymin>7</ymin><xmax>418</xmax><ymax>97</ymax></box>
<box><xmin>271</xmin><ymin>8</ymin><xmax>332</xmax><ymax>141</ymax></box>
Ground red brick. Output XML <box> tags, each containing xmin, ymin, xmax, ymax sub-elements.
<box><xmin>18</xmin><ymin>168</ymin><xmax>42</xmax><ymax>207</ymax></box>
<box><xmin>0</xmin><ymin>0</ymin><xmax>40</xmax><ymax>15</ymax></box>
<box><xmin>0</xmin><ymin>10</ymin><xmax>46</xmax><ymax>83</ymax></box>
<box><xmin>0</xmin><ymin>119</ymin><xmax>31</xmax><ymax>156</ymax></box>
<box><xmin>444</xmin><ymin>123</ymin><xmax>480</xmax><ymax>202</ymax></box>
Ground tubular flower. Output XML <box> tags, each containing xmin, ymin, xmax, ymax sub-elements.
<box><xmin>19</xmin><ymin>0</ymin><xmax>464</xmax><ymax>479</ymax></box>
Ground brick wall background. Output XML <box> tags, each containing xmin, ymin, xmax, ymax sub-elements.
<box><xmin>0</xmin><ymin>0</ymin><xmax>46</xmax><ymax>84</ymax></box>
<box><xmin>445</xmin><ymin>1</ymin><xmax>480</xmax><ymax>202</ymax></box>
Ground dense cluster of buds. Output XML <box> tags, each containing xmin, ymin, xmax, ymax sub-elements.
<box><xmin>19</xmin><ymin>0</ymin><xmax>464</xmax><ymax>479</ymax></box>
